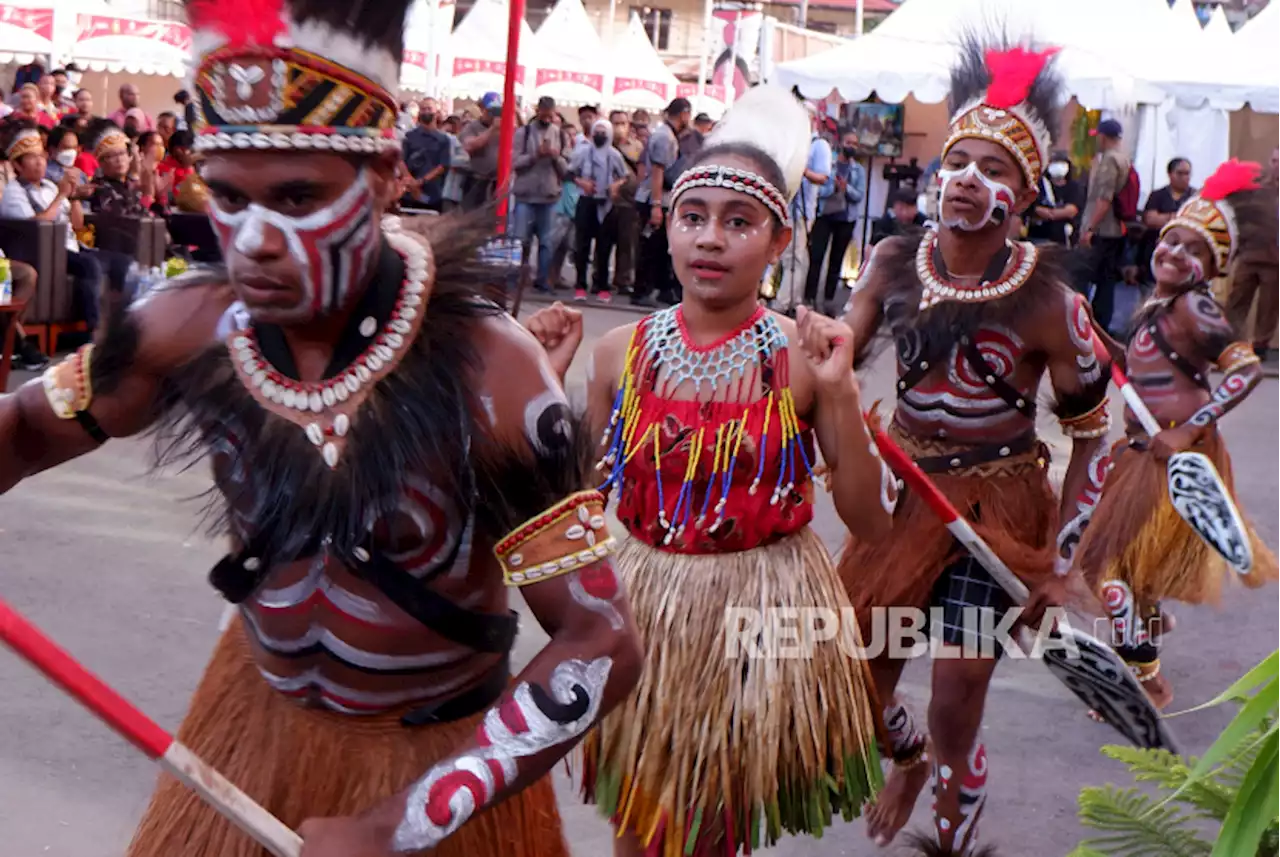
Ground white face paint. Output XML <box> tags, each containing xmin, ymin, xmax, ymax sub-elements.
<box><xmin>207</xmin><ymin>167</ymin><xmax>381</xmax><ymax>321</ymax></box>
<box><xmin>1151</xmin><ymin>238</ymin><xmax>1204</xmax><ymax>286</ymax></box>
<box><xmin>938</xmin><ymin>163</ymin><xmax>1016</xmax><ymax>232</ymax></box>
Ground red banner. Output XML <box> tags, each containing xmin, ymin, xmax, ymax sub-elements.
<box><xmin>452</xmin><ymin>57</ymin><xmax>524</xmax><ymax>84</ymax></box>
<box><xmin>75</xmin><ymin>14</ymin><xmax>192</xmax><ymax>51</ymax></box>
<box><xmin>677</xmin><ymin>83</ymin><xmax>726</xmax><ymax>101</ymax></box>
<box><xmin>0</xmin><ymin>4</ymin><xmax>53</xmax><ymax>41</ymax></box>
<box><xmin>612</xmin><ymin>77</ymin><xmax>668</xmax><ymax>99</ymax></box>
<box><xmin>403</xmin><ymin>50</ymin><xmax>429</xmax><ymax>69</ymax></box>
<box><xmin>534</xmin><ymin>69</ymin><xmax>603</xmax><ymax>91</ymax></box>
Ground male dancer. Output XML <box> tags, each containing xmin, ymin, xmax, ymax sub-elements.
<box><xmin>0</xmin><ymin>1</ymin><xmax>641</xmax><ymax>854</ymax></box>
<box><xmin>842</xmin><ymin>39</ymin><xmax>1113</xmax><ymax>854</ymax></box>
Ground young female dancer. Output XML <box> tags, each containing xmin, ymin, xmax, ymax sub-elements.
<box><xmin>526</xmin><ymin>85</ymin><xmax>894</xmax><ymax>856</ymax></box>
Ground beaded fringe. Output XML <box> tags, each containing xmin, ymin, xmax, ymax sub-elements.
<box><xmin>578</xmin><ymin>530</ymin><xmax>883</xmax><ymax>856</ymax></box>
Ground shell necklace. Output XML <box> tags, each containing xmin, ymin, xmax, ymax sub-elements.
<box><xmin>916</xmin><ymin>227</ymin><xmax>1037</xmax><ymax>312</ymax></box>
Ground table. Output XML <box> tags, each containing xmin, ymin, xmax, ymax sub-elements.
<box><xmin>0</xmin><ymin>298</ymin><xmax>29</xmax><ymax>393</ymax></box>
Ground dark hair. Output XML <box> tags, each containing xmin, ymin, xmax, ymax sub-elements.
<box><xmin>537</xmin><ymin>96</ymin><xmax>556</xmax><ymax>110</ymax></box>
<box><xmin>686</xmin><ymin>142</ymin><xmax>789</xmax><ymax>227</ymax></box>
<box><xmin>694</xmin><ymin>113</ymin><xmax>712</xmax><ymax>124</ymax></box>
<box><xmin>50</xmin><ymin>125</ymin><xmax>79</xmax><ymax>147</ymax></box>
<box><xmin>73</xmin><ymin>88</ymin><xmax>89</xmax><ymax>100</ymax></box>
<box><xmin>169</xmin><ymin>129</ymin><xmax>195</xmax><ymax>151</ymax></box>
<box><xmin>52</xmin><ymin>68</ymin><xmax>66</xmax><ymax>77</ymax></box>
<box><xmin>138</xmin><ymin>130</ymin><xmax>161</xmax><ymax>151</ymax></box>
<box><xmin>175</xmin><ymin>89</ymin><xmax>190</xmax><ymax>104</ymax></box>
<box><xmin>158</xmin><ymin>111</ymin><xmax>177</xmax><ymax>124</ymax></box>
<box><xmin>285</xmin><ymin>0</ymin><xmax>416</xmax><ymax>57</ymax></box>
<box><xmin>665</xmin><ymin>98</ymin><xmax>692</xmax><ymax>118</ymax></box>
<box><xmin>578</xmin><ymin>104</ymin><xmax>597</xmax><ymax>116</ymax></box>
<box><xmin>889</xmin><ymin>188</ymin><xmax>918</xmax><ymax>208</ymax></box>
<box><xmin>1167</xmin><ymin>157</ymin><xmax>1190</xmax><ymax>175</ymax></box>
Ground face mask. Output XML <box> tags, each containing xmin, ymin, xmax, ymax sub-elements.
<box><xmin>420</xmin><ymin>112</ymin><xmax>435</xmax><ymax>125</ymax></box>
<box><xmin>841</xmin><ymin>146</ymin><xmax>857</xmax><ymax>158</ymax></box>
<box><xmin>1047</xmin><ymin>162</ymin><xmax>1069</xmax><ymax>180</ymax></box>
<box><xmin>593</xmin><ymin>133</ymin><xmax>608</xmax><ymax>147</ymax></box>
<box><xmin>208</xmin><ymin>168</ymin><xmax>380</xmax><ymax>320</ymax></box>
<box><xmin>55</xmin><ymin>149</ymin><xmax>77</xmax><ymax>167</ymax></box>
<box><xmin>537</xmin><ymin>118</ymin><xmax>550</xmax><ymax>128</ymax></box>
<box><xmin>938</xmin><ymin>162</ymin><xmax>1015</xmax><ymax>231</ymax></box>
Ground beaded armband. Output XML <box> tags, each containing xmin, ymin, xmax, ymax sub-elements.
<box><xmin>42</xmin><ymin>345</ymin><xmax>95</xmax><ymax>420</ymax></box>
<box><xmin>494</xmin><ymin>490</ymin><xmax>616</xmax><ymax>586</ymax></box>
<box><xmin>1058</xmin><ymin>399</ymin><xmax>1111</xmax><ymax>440</ymax></box>
<box><xmin>1217</xmin><ymin>341</ymin><xmax>1261</xmax><ymax>375</ymax></box>
<box><xmin>1132</xmin><ymin>659</ymin><xmax>1161</xmax><ymax>683</ymax></box>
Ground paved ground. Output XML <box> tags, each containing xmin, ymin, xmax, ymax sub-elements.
<box><xmin>1</xmin><ymin>304</ymin><xmax>1275</xmax><ymax>857</ymax></box>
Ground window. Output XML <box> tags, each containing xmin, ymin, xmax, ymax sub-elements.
<box><xmin>145</xmin><ymin>0</ymin><xmax>184</xmax><ymax>21</ymax></box>
<box><xmin>630</xmin><ymin>5</ymin><xmax>672</xmax><ymax>51</ymax></box>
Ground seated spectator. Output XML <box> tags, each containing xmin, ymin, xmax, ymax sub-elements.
<box><xmin>44</xmin><ymin>126</ymin><xmax>83</xmax><ymax>185</ymax></box>
<box><xmin>871</xmin><ymin>188</ymin><xmax>927</xmax><ymax>244</ymax></box>
<box><xmin>1028</xmin><ymin>151</ymin><xmax>1084</xmax><ymax>246</ymax></box>
<box><xmin>84</xmin><ymin>121</ymin><xmax>146</xmax><ymax>296</ymax></box>
<box><xmin>0</xmin><ymin>123</ymin><xmax>102</xmax><ymax>331</ymax></box>
<box><xmin>0</xmin><ymin>258</ymin><xmax>49</xmax><ymax>369</ymax></box>
<box><xmin>157</xmin><ymin>129</ymin><xmax>196</xmax><ymax>205</ymax></box>
<box><xmin>156</xmin><ymin>111</ymin><xmax>178</xmax><ymax>147</ymax></box>
<box><xmin>12</xmin><ymin>84</ymin><xmax>55</xmax><ymax>129</ymax></box>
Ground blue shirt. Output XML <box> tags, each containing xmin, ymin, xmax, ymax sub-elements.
<box><xmin>791</xmin><ymin>134</ymin><xmax>832</xmax><ymax>224</ymax></box>
<box><xmin>816</xmin><ymin>158</ymin><xmax>866</xmax><ymax>223</ymax></box>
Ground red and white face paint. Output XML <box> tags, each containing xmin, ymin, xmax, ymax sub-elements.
<box><xmin>938</xmin><ymin>162</ymin><xmax>1015</xmax><ymax>232</ymax></box>
<box><xmin>1151</xmin><ymin>238</ymin><xmax>1205</xmax><ymax>286</ymax></box>
<box><xmin>208</xmin><ymin>167</ymin><xmax>380</xmax><ymax>320</ymax></box>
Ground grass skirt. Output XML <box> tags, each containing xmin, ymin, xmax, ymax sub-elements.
<box><xmin>839</xmin><ymin>426</ymin><xmax>1058</xmax><ymax>624</ymax></box>
<box><xmin>1075</xmin><ymin>431</ymin><xmax>1277</xmax><ymax>606</ymax></box>
<box><xmin>581</xmin><ymin>527</ymin><xmax>883</xmax><ymax>856</ymax></box>
<box><xmin>126</xmin><ymin>621</ymin><xmax>567</xmax><ymax>857</ymax></box>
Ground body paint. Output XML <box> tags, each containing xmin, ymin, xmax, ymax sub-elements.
<box><xmin>937</xmin><ymin>163</ymin><xmax>1015</xmax><ymax>231</ymax></box>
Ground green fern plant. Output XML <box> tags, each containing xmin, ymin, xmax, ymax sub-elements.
<box><xmin>1068</xmin><ymin>651</ymin><xmax>1279</xmax><ymax>857</ymax></box>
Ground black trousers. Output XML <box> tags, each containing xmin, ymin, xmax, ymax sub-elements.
<box><xmin>632</xmin><ymin>202</ymin><xmax>678</xmax><ymax>302</ymax></box>
<box><xmin>574</xmin><ymin>197</ymin><xmax>620</xmax><ymax>293</ymax></box>
<box><xmin>66</xmin><ymin>249</ymin><xmax>102</xmax><ymax>331</ymax></box>
<box><xmin>804</xmin><ymin>216</ymin><xmax>856</xmax><ymax>306</ymax></box>
<box><xmin>1087</xmin><ymin>235</ymin><xmax>1127</xmax><ymax>334</ymax></box>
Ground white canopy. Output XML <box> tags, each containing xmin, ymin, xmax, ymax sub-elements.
<box><xmin>0</xmin><ymin>2</ymin><xmax>55</xmax><ymax>65</ymax></box>
<box><xmin>443</xmin><ymin>0</ymin><xmax>538</xmax><ymax>101</ymax></box>
<box><xmin>530</xmin><ymin>0</ymin><xmax>608</xmax><ymax>106</ymax></box>
<box><xmin>609</xmin><ymin>13</ymin><xmax>680</xmax><ymax>113</ymax></box>
<box><xmin>1232</xmin><ymin>1</ymin><xmax>1279</xmax><ymax>113</ymax></box>
<box><xmin>65</xmin><ymin>6</ymin><xmax>190</xmax><ymax>77</ymax></box>
<box><xmin>772</xmin><ymin>0</ymin><xmax>1169</xmax><ymax>109</ymax></box>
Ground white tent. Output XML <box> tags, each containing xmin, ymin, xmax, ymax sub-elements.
<box><xmin>0</xmin><ymin>2</ymin><xmax>55</xmax><ymax>65</ymax></box>
<box><xmin>64</xmin><ymin>6</ymin><xmax>190</xmax><ymax>77</ymax></box>
<box><xmin>401</xmin><ymin>0</ymin><xmax>456</xmax><ymax>95</ymax></box>
<box><xmin>443</xmin><ymin>0</ymin><xmax>538</xmax><ymax>101</ymax></box>
<box><xmin>609</xmin><ymin>14</ymin><xmax>680</xmax><ymax>113</ymax></box>
<box><xmin>530</xmin><ymin>0</ymin><xmax>608</xmax><ymax>107</ymax></box>
<box><xmin>772</xmin><ymin>0</ymin><xmax>1168</xmax><ymax>109</ymax></box>
<box><xmin>1232</xmin><ymin>1</ymin><xmax>1279</xmax><ymax>113</ymax></box>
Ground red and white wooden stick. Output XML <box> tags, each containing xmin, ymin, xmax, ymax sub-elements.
<box><xmin>0</xmin><ymin>598</ymin><xmax>302</xmax><ymax>857</ymax></box>
<box><xmin>870</xmin><ymin>427</ymin><xmax>1031</xmax><ymax>605</ymax></box>
<box><xmin>1110</xmin><ymin>364</ymin><xmax>1165</xmax><ymax>437</ymax></box>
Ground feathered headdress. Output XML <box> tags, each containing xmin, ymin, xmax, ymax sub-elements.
<box><xmin>669</xmin><ymin>86</ymin><xmax>811</xmax><ymax>226</ymax></box>
<box><xmin>183</xmin><ymin>0</ymin><xmax>412</xmax><ymax>155</ymax></box>
<box><xmin>1162</xmin><ymin>159</ymin><xmax>1269</xmax><ymax>275</ymax></box>
<box><xmin>943</xmin><ymin>34</ymin><xmax>1063</xmax><ymax>188</ymax></box>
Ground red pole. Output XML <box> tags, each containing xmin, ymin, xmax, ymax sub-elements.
<box><xmin>493</xmin><ymin>0</ymin><xmax>526</xmax><ymax>233</ymax></box>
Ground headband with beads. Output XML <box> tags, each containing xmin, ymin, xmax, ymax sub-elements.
<box><xmin>670</xmin><ymin>164</ymin><xmax>791</xmax><ymax>227</ymax></box>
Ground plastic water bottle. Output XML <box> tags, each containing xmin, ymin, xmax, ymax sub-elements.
<box><xmin>0</xmin><ymin>249</ymin><xmax>11</xmax><ymax>305</ymax></box>
<box><xmin>125</xmin><ymin>262</ymin><xmax>143</xmax><ymax>303</ymax></box>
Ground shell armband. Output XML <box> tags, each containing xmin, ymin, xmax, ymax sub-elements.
<box><xmin>1217</xmin><ymin>341</ymin><xmax>1261</xmax><ymax>376</ymax></box>
<box><xmin>41</xmin><ymin>345</ymin><xmax>109</xmax><ymax>444</ymax></box>
<box><xmin>1058</xmin><ymin>399</ymin><xmax>1111</xmax><ymax>440</ymax></box>
<box><xmin>494</xmin><ymin>490</ymin><xmax>616</xmax><ymax>586</ymax></box>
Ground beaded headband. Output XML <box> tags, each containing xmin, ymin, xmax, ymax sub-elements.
<box><xmin>6</xmin><ymin>128</ymin><xmax>43</xmax><ymax>161</ymax></box>
<box><xmin>1160</xmin><ymin>160</ymin><xmax>1262</xmax><ymax>274</ymax></box>
<box><xmin>187</xmin><ymin>0</ymin><xmax>401</xmax><ymax>155</ymax></box>
<box><xmin>94</xmin><ymin>130</ymin><xmax>129</xmax><ymax>160</ymax></box>
<box><xmin>670</xmin><ymin>164</ymin><xmax>791</xmax><ymax>227</ymax></box>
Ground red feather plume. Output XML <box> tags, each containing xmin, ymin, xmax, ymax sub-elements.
<box><xmin>187</xmin><ymin>0</ymin><xmax>286</xmax><ymax>46</ymax></box>
<box><xmin>983</xmin><ymin>46</ymin><xmax>1060</xmax><ymax>109</ymax></box>
<box><xmin>1200</xmin><ymin>159</ymin><xmax>1261</xmax><ymax>202</ymax></box>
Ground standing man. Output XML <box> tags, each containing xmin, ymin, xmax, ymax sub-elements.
<box><xmin>401</xmin><ymin>96</ymin><xmax>451</xmax><ymax>212</ymax></box>
<box><xmin>608</xmin><ymin>109</ymin><xmax>643</xmax><ymax>295</ymax></box>
<box><xmin>773</xmin><ymin>102</ymin><xmax>831</xmax><ymax>312</ymax></box>
<box><xmin>511</xmin><ymin>96</ymin><xmax>566</xmax><ymax>293</ymax></box>
<box><xmin>1139</xmin><ymin>157</ymin><xmax>1194</xmax><ymax>281</ymax></box>
<box><xmin>842</xmin><ymin>39</ymin><xmax>1112</xmax><ymax>853</ymax></box>
<box><xmin>458</xmin><ymin>91</ymin><xmax>503</xmax><ymax>209</ymax></box>
<box><xmin>806</xmin><ymin>129</ymin><xmax>865</xmax><ymax>312</ymax></box>
<box><xmin>0</xmin><ymin>0</ymin><xmax>642</xmax><ymax>854</ymax></box>
<box><xmin>573</xmin><ymin>104</ymin><xmax>599</xmax><ymax>158</ymax></box>
<box><xmin>174</xmin><ymin>89</ymin><xmax>199</xmax><ymax>130</ymax></box>
<box><xmin>1080</xmin><ymin>117</ymin><xmax>1131</xmax><ymax>332</ymax></box>
<box><xmin>108</xmin><ymin>83</ymin><xmax>155</xmax><ymax>131</ymax></box>
<box><xmin>1226</xmin><ymin>146</ymin><xmax>1279</xmax><ymax>359</ymax></box>
<box><xmin>1028</xmin><ymin>150</ymin><xmax>1085</xmax><ymax>247</ymax></box>
<box><xmin>567</xmin><ymin>118</ymin><xmax>628</xmax><ymax>302</ymax></box>
<box><xmin>630</xmin><ymin>97</ymin><xmax>690</xmax><ymax>307</ymax></box>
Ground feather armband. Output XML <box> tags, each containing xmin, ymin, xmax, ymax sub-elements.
<box><xmin>42</xmin><ymin>345</ymin><xmax>95</xmax><ymax>420</ymax></box>
<box><xmin>494</xmin><ymin>490</ymin><xmax>616</xmax><ymax>586</ymax></box>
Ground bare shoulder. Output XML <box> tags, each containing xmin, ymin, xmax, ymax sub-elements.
<box><xmin>131</xmin><ymin>275</ymin><xmax>238</xmax><ymax>375</ymax></box>
<box><xmin>590</xmin><ymin>319</ymin><xmax>640</xmax><ymax>380</ymax></box>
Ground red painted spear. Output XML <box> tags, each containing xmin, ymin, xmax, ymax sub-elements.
<box><xmin>0</xmin><ymin>598</ymin><xmax>302</xmax><ymax>857</ymax></box>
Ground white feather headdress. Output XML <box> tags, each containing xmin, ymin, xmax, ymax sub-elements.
<box><xmin>705</xmin><ymin>85</ymin><xmax>812</xmax><ymax>203</ymax></box>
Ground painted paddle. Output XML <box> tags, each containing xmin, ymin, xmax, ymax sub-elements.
<box><xmin>1111</xmin><ymin>364</ymin><xmax>1253</xmax><ymax>573</ymax></box>
<box><xmin>869</xmin><ymin>427</ymin><xmax>1180</xmax><ymax>753</ymax></box>
<box><xmin>0</xmin><ymin>598</ymin><xmax>303</xmax><ymax>857</ymax></box>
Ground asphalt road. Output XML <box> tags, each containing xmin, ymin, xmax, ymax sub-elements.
<box><xmin>1</xmin><ymin>304</ymin><xmax>1275</xmax><ymax>857</ymax></box>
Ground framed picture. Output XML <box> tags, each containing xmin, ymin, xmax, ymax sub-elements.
<box><xmin>842</xmin><ymin>99</ymin><xmax>906</xmax><ymax>158</ymax></box>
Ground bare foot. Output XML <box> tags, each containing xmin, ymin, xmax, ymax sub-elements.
<box><xmin>1143</xmin><ymin>673</ymin><xmax>1174</xmax><ymax>711</ymax></box>
<box><xmin>866</xmin><ymin>754</ymin><xmax>931</xmax><ymax>847</ymax></box>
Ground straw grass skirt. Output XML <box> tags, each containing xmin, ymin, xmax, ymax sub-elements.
<box><xmin>126</xmin><ymin>621</ymin><xmax>568</xmax><ymax>857</ymax></box>
<box><xmin>1075</xmin><ymin>430</ymin><xmax>1277</xmax><ymax>607</ymax></box>
<box><xmin>581</xmin><ymin>527</ymin><xmax>883</xmax><ymax>857</ymax></box>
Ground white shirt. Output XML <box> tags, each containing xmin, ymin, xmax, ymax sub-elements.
<box><xmin>0</xmin><ymin>178</ymin><xmax>77</xmax><ymax>251</ymax></box>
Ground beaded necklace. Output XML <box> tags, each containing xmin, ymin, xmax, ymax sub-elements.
<box><xmin>916</xmin><ymin>227</ymin><xmax>1037</xmax><ymax>311</ymax></box>
<box><xmin>598</xmin><ymin>305</ymin><xmax>815</xmax><ymax>544</ymax></box>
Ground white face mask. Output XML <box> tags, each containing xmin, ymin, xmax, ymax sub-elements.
<box><xmin>68</xmin><ymin>71</ymin><xmax>82</xmax><ymax>87</ymax></box>
<box><xmin>56</xmin><ymin>149</ymin><xmax>77</xmax><ymax>168</ymax></box>
<box><xmin>1047</xmin><ymin>162</ymin><xmax>1070</xmax><ymax>180</ymax></box>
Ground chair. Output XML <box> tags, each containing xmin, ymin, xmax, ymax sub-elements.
<box><xmin>167</xmin><ymin>212</ymin><xmax>221</xmax><ymax>264</ymax></box>
<box><xmin>0</xmin><ymin>218</ymin><xmax>70</xmax><ymax>354</ymax></box>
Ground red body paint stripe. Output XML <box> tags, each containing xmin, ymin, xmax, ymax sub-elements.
<box><xmin>0</xmin><ymin>599</ymin><xmax>173</xmax><ymax>759</ymax></box>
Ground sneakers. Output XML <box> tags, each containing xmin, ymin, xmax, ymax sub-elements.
<box><xmin>596</xmin><ymin>291</ymin><xmax>612</xmax><ymax>303</ymax></box>
<box><xmin>13</xmin><ymin>340</ymin><xmax>49</xmax><ymax>371</ymax></box>
<box><xmin>573</xmin><ymin>289</ymin><xmax>588</xmax><ymax>301</ymax></box>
